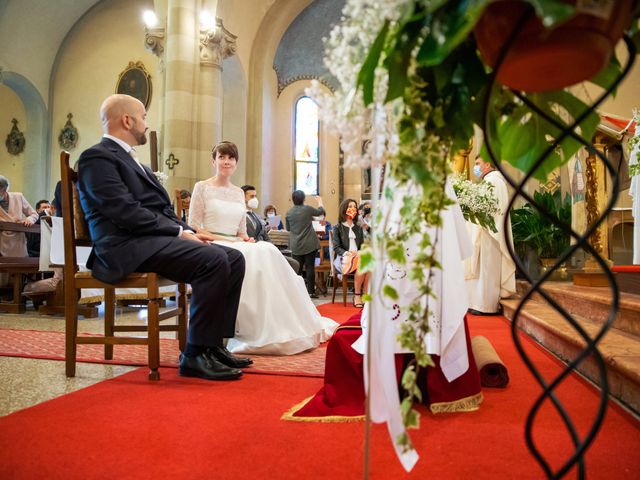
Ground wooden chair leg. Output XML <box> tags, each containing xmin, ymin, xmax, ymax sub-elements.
<box><xmin>65</xmin><ymin>290</ymin><xmax>78</xmax><ymax>378</ymax></box>
<box><xmin>177</xmin><ymin>283</ymin><xmax>187</xmax><ymax>352</ymax></box>
<box><xmin>147</xmin><ymin>299</ymin><xmax>160</xmax><ymax>381</ymax></box>
<box><xmin>104</xmin><ymin>288</ymin><xmax>115</xmax><ymax>360</ymax></box>
<box><xmin>342</xmin><ymin>275</ymin><xmax>348</xmax><ymax>306</ymax></box>
<box><xmin>331</xmin><ymin>275</ymin><xmax>337</xmax><ymax>304</ymax></box>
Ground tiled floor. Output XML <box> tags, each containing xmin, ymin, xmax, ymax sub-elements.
<box><xmin>0</xmin><ymin>294</ymin><xmax>331</xmax><ymax>417</ymax></box>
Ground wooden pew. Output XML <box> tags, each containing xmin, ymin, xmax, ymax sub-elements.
<box><xmin>0</xmin><ymin>221</ymin><xmax>41</xmax><ymax>313</ymax></box>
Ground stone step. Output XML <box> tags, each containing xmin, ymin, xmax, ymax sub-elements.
<box><xmin>516</xmin><ymin>280</ymin><xmax>640</xmax><ymax>337</ymax></box>
<box><xmin>501</xmin><ymin>297</ymin><xmax>640</xmax><ymax>415</ymax></box>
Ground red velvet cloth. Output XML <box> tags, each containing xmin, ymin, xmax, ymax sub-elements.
<box><xmin>612</xmin><ymin>265</ymin><xmax>640</xmax><ymax>273</ymax></box>
<box><xmin>292</xmin><ymin>313</ymin><xmax>481</xmax><ymax>419</ymax></box>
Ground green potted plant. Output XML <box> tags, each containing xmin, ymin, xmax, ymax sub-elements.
<box><xmin>511</xmin><ymin>189</ymin><xmax>572</xmax><ymax>280</ymax></box>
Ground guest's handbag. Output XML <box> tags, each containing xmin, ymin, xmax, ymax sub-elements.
<box><xmin>341</xmin><ymin>251</ymin><xmax>359</xmax><ymax>274</ymax></box>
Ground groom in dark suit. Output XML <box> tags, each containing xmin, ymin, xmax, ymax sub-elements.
<box><xmin>77</xmin><ymin>94</ymin><xmax>252</xmax><ymax>380</ymax></box>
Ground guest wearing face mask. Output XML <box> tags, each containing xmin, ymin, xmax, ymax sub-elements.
<box><xmin>241</xmin><ymin>185</ymin><xmax>300</xmax><ymax>273</ymax></box>
<box><xmin>263</xmin><ymin>204</ymin><xmax>283</xmax><ymax>231</ymax></box>
<box><xmin>242</xmin><ymin>185</ymin><xmax>269</xmax><ymax>242</ymax></box>
<box><xmin>332</xmin><ymin>198</ymin><xmax>369</xmax><ymax>308</ymax></box>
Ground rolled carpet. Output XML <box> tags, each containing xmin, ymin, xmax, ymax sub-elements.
<box><xmin>472</xmin><ymin>335</ymin><xmax>509</xmax><ymax>388</ymax></box>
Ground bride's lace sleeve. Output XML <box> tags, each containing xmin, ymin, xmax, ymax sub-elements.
<box><xmin>237</xmin><ymin>189</ymin><xmax>247</xmax><ymax>236</ymax></box>
<box><xmin>188</xmin><ymin>181</ymin><xmax>206</xmax><ymax>230</ymax></box>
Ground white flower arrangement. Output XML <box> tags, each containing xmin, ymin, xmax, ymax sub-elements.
<box><xmin>153</xmin><ymin>171</ymin><xmax>168</xmax><ymax>185</ymax></box>
<box><xmin>306</xmin><ymin>0</ymin><xmax>409</xmax><ymax>168</ymax></box>
<box><xmin>451</xmin><ymin>174</ymin><xmax>499</xmax><ymax>233</ymax></box>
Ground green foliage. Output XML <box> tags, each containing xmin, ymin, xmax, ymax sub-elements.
<box><xmin>481</xmin><ymin>90</ymin><xmax>600</xmax><ymax>182</ymax></box>
<box><xmin>511</xmin><ymin>189</ymin><xmax>571</xmax><ymax>259</ymax></box>
<box><xmin>350</xmin><ymin>0</ymin><xmax>637</xmax><ymax>441</ymax></box>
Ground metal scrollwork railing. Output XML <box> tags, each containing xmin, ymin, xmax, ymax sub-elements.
<box><xmin>480</xmin><ymin>17</ymin><xmax>635</xmax><ymax>480</ymax></box>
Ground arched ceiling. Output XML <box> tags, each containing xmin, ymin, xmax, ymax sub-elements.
<box><xmin>0</xmin><ymin>0</ymin><xmax>103</xmax><ymax>105</ymax></box>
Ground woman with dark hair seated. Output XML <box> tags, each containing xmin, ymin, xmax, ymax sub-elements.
<box><xmin>332</xmin><ymin>198</ymin><xmax>369</xmax><ymax>308</ymax></box>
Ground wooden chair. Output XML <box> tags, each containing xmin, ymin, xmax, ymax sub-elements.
<box><xmin>315</xmin><ymin>238</ymin><xmax>331</xmax><ymax>295</ymax></box>
<box><xmin>329</xmin><ymin>230</ymin><xmax>355</xmax><ymax>306</ymax></box>
<box><xmin>60</xmin><ymin>151</ymin><xmax>187</xmax><ymax>381</ymax></box>
<box><xmin>174</xmin><ymin>188</ymin><xmax>188</xmax><ymax>223</ymax></box>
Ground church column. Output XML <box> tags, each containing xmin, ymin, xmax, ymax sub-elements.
<box><xmin>197</xmin><ymin>17</ymin><xmax>237</xmax><ymax>179</ymax></box>
<box><xmin>161</xmin><ymin>0</ymin><xmax>199</xmax><ymax>193</ymax></box>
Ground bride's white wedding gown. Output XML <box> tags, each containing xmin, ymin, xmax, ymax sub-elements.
<box><xmin>189</xmin><ymin>181</ymin><xmax>338</xmax><ymax>354</ymax></box>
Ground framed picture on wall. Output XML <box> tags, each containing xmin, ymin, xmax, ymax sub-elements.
<box><xmin>116</xmin><ymin>61</ymin><xmax>152</xmax><ymax>109</ymax></box>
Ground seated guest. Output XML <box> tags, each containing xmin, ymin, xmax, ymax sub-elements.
<box><xmin>263</xmin><ymin>204</ymin><xmax>283</xmax><ymax>230</ymax></box>
<box><xmin>241</xmin><ymin>184</ymin><xmax>300</xmax><ymax>273</ymax></box>
<box><xmin>27</xmin><ymin>200</ymin><xmax>51</xmax><ymax>257</ymax></box>
<box><xmin>178</xmin><ymin>189</ymin><xmax>191</xmax><ymax>222</ymax></box>
<box><xmin>189</xmin><ymin>141</ymin><xmax>337</xmax><ymax>354</ymax></box>
<box><xmin>332</xmin><ymin>198</ymin><xmax>369</xmax><ymax>308</ymax></box>
<box><xmin>0</xmin><ymin>175</ymin><xmax>39</xmax><ymax>287</ymax></box>
<box><xmin>242</xmin><ymin>185</ymin><xmax>269</xmax><ymax>242</ymax></box>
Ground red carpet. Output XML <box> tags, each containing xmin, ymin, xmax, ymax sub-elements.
<box><xmin>0</xmin><ymin>303</ymin><xmax>358</xmax><ymax>377</ymax></box>
<box><xmin>0</xmin><ymin>311</ymin><xmax>638</xmax><ymax>478</ymax></box>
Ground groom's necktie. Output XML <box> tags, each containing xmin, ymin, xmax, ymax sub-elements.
<box><xmin>247</xmin><ymin>211</ymin><xmax>257</xmax><ymax>230</ymax></box>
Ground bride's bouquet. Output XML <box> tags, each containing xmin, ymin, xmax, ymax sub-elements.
<box><xmin>451</xmin><ymin>174</ymin><xmax>499</xmax><ymax>233</ymax></box>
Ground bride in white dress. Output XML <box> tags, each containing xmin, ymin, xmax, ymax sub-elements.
<box><xmin>189</xmin><ymin>141</ymin><xmax>338</xmax><ymax>355</ymax></box>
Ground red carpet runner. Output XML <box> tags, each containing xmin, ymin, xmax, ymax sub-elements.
<box><xmin>0</xmin><ymin>303</ymin><xmax>359</xmax><ymax>377</ymax></box>
<box><xmin>0</xmin><ymin>312</ymin><xmax>638</xmax><ymax>478</ymax></box>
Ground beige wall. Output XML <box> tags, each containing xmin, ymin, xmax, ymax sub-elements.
<box><xmin>0</xmin><ymin>84</ymin><xmax>27</xmax><ymax>195</ymax></box>
<box><xmin>50</xmin><ymin>0</ymin><xmax>160</xmax><ymax>193</ymax></box>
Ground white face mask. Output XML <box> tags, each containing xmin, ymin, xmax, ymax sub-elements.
<box><xmin>267</xmin><ymin>212</ymin><xmax>276</xmax><ymax>218</ymax></box>
<box><xmin>247</xmin><ymin>197</ymin><xmax>259</xmax><ymax>210</ymax></box>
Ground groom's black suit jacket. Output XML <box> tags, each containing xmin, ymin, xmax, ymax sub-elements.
<box><xmin>77</xmin><ymin>137</ymin><xmax>189</xmax><ymax>284</ymax></box>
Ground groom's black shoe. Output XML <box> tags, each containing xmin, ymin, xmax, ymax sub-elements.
<box><xmin>208</xmin><ymin>345</ymin><xmax>253</xmax><ymax>368</ymax></box>
<box><xmin>179</xmin><ymin>352</ymin><xmax>243</xmax><ymax>380</ymax></box>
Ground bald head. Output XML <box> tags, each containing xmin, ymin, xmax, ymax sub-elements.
<box><xmin>99</xmin><ymin>94</ymin><xmax>149</xmax><ymax>147</ymax></box>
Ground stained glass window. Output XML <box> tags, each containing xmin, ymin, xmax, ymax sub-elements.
<box><xmin>294</xmin><ymin>96</ymin><xmax>319</xmax><ymax>195</ymax></box>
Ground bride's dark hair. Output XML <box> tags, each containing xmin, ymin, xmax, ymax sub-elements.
<box><xmin>212</xmin><ymin>141</ymin><xmax>239</xmax><ymax>162</ymax></box>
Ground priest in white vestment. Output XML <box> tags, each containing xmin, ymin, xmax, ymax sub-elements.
<box><xmin>464</xmin><ymin>158</ymin><xmax>516</xmax><ymax>314</ymax></box>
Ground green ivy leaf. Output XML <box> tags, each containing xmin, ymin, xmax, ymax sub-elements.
<box><xmin>383</xmin><ymin>284</ymin><xmax>399</xmax><ymax>300</ymax></box>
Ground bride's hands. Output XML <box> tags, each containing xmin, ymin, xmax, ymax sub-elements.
<box><xmin>241</xmin><ymin>234</ymin><xmax>256</xmax><ymax>243</ymax></box>
<box><xmin>181</xmin><ymin>230</ymin><xmax>216</xmax><ymax>243</ymax></box>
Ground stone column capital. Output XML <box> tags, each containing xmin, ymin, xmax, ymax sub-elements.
<box><xmin>199</xmin><ymin>17</ymin><xmax>237</xmax><ymax>69</ymax></box>
<box><xmin>144</xmin><ymin>27</ymin><xmax>166</xmax><ymax>71</ymax></box>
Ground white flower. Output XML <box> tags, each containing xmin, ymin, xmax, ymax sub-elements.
<box><xmin>153</xmin><ymin>171</ymin><xmax>168</xmax><ymax>185</ymax></box>
<box><xmin>305</xmin><ymin>0</ymin><xmax>413</xmax><ymax>168</ymax></box>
